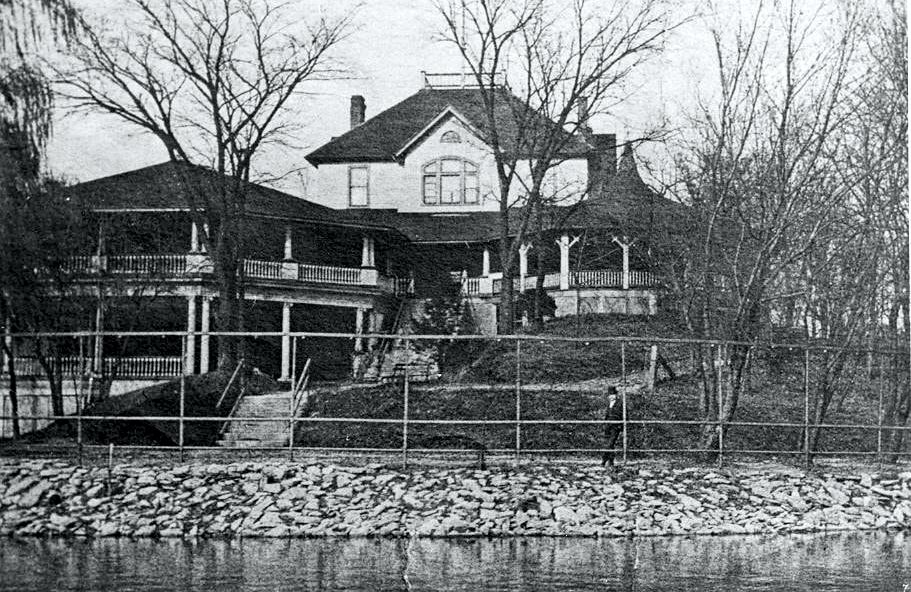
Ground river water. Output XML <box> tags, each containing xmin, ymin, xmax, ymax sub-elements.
<box><xmin>1</xmin><ymin>532</ymin><xmax>908</xmax><ymax>591</ymax></box>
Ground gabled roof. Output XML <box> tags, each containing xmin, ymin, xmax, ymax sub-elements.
<box><xmin>305</xmin><ymin>87</ymin><xmax>591</xmax><ymax>166</ymax></box>
<box><xmin>66</xmin><ymin>162</ymin><xmax>395</xmax><ymax>233</ymax></box>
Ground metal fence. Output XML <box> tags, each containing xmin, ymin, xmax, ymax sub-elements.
<box><xmin>1</xmin><ymin>330</ymin><xmax>908</xmax><ymax>468</ymax></box>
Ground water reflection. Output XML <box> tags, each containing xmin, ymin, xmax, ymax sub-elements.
<box><xmin>1</xmin><ymin>532</ymin><xmax>908</xmax><ymax>591</ymax></box>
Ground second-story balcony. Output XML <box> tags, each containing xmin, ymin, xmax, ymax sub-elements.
<box><xmin>63</xmin><ymin>253</ymin><xmax>392</xmax><ymax>291</ymax></box>
<box><xmin>461</xmin><ymin>269</ymin><xmax>658</xmax><ymax>296</ymax></box>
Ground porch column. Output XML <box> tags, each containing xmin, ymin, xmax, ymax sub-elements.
<box><xmin>612</xmin><ymin>236</ymin><xmax>632</xmax><ymax>290</ymax></box>
<box><xmin>185</xmin><ymin>296</ymin><xmax>196</xmax><ymax>375</ymax></box>
<box><xmin>482</xmin><ymin>247</ymin><xmax>491</xmax><ymax>277</ymax></box>
<box><xmin>518</xmin><ymin>243</ymin><xmax>532</xmax><ymax>292</ymax></box>
<box><xmin>367</xmin><ymin>309</ymin><xmax>378</xmax><ymax>351</ymax></box>
<box><xmin>190</xmin><ymin>221</ymin><xmax>200</xmax><ymax>252</ymax></box>
<box><xmin>96</xmin><ymin>217</ymin><xmax>106</xmax><ymax>257</ymax></box>
<box><xmin>361</xmin><ymin>236</ymin><xmax>375</xmax><ymax>268</ymax></box>
<box><xmin>201</xmin><ymin>223</ymin><xmax>209</xmax><ymax>253</ymax></box>
<box><xmin>557</xmin><ymin>234</ymin><xmax>580</xmax><ymax>291</ymax></box>
<box><xmin>283</xmin><ymin>226</ymin><xmax>293</xmax><ymax>260</ymax></box>
<box><xmin>280</xmin><ymin>302</ymin><xmax>292</xmax><ymax>381</ymax></box>
<box><xmin>2</xmin><ymin>318</ymin><xmax>11</xmax><ymax>374</ymax></box>
<box><xmin>354</xmin><ymin>307</ymin><xmax>365</xmax><ymax>353</ymax></box>
<box><xmin>200</xmin><ymin>297</ymin><xmax>211</xmax><ymax>373</ymax></box>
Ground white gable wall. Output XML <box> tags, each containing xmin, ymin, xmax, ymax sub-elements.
<box><xmin>308</xmin><ymin>117</ymin><xmax>588</xmax><ymax>213</ymax></box>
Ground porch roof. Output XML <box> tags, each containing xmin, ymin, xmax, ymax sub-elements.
<box><xmin>67</xmin><ymin>161</ymin><xmax>400</xmax><ymax>235</ymax></box>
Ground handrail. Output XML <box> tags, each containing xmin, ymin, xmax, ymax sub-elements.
<box><xmin>218</xmin><ymin>380</ymin><xmax>247</xmax><ymax>437</ymax></box>
<box><xmin>291</xmin><ymin>358</ymin><xmax>312</xmax><ymax>418</ymax></box>
<box><xmin>215</xmin><ymin>359</ymin><xmax>245</xmax><ymax>409</ymax></box>
<box><xmin>368</xmin><ymin>296</ymin><xmax>409</xmax><ymax>379</ymax></box>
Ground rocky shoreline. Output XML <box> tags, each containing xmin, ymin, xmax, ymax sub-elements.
<box><xmin>1</xmin><ymin>459</ymin><xmax>909</xmax><ymax>538</ymax></box>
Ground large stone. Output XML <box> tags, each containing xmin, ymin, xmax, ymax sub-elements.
<box><xmin>18</xmin><ymin>481</ymin><xmax>53</xmax><ymax>508</ymax></box>
<box><xmin>553</xmin><ymin>506</ymin><xmax>577</xmax><ymax>523</ymax></box>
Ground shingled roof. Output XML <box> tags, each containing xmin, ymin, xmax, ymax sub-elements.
<box><xmin>67</xmin><ymin>162</ymin><xmax>394</xmax><ymax>232</ymax></box>
<box><xmin>305</xmin><ymin>87</ymin><xmax>591</xmax><ymax>166</ymax></box>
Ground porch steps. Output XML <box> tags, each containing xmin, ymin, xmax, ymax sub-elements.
<box><xmin>362</xmin><ymin>298</ymin><xmax>440</xmax><ymax>382</ymax></box>
<box><xmin>217</xmin><ymin>391</ymin><xmax>292</xmax><ymax>448</ymax></box>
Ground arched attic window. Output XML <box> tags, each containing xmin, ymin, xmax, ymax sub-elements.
<box><xmin>440</xmin><ymin>130</ymin><xmax>461</xmax><ymax>143</ymax></box>
<box><xmin>422</xmin><ymin>158</ymin><xmax>479</xmax><ymax>205</ymax></box>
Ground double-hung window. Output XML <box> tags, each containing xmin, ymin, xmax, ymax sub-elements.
<box><xmin>348</xmin><ymin>165</ymin><xmax>369</xmax><ymax>207</ymax></box>
<box><xmin>422</xmin><ymin>159</ymin><xmax>479</xmax><ymax>205</ymax></box>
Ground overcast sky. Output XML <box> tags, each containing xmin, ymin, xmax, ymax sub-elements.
<box><xmin>47</xmin><ymin>0</ymin><xmax>717</xmax><ymax>195</ymax></box>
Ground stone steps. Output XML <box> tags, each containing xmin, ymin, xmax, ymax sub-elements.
<box><xmin>218</xmin><ymin>392</ymin><xmax>293</xmax><ymax>448</ymax></box>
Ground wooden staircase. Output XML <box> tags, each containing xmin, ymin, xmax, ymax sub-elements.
<box><xmin>363</xmin><ymin>297</ymin><xmax>440</xmax><ymax>382</ymax></box>
<box><xmin>216</xmin><ymin>391</ymin><xmax>292</xmax><ymax>448</ymax></box>
<box><xmin>217</xmin><ymin>359</ymin><xmax>312</xmax><ymax>448</ymax></box>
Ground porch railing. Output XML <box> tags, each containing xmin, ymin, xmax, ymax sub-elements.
<box><xmin>243</xmin><ymin>259</ymin><xmax>283</xmax><ymax>280</ymax></box>
<box><xmin>298</xmin><ymin>263</ymin><xmax>362</xmax><ymax>285</ymax></box>
<box><xmin>108</xmin><ymin>254</ymin><xmax>188</xmax><ymax>275</ymax></box>
<box><xmin>394</xmin><ymin>276</ymin><xmax>416</xmax><ymax>296</ymax></box>
<box><xmin>571</xmin><ymin>269</ymin><xmax>624</xmax><ymax>288</ymax></box>
<box><xmin>483</xmin><ymin>269</ymin><xmax>656</xmax><ymax>295</ymax></box>
<box><xmin>62</xmin><ymin>254</ymin><xmax>375</xmax><ymax>288</ymax></box>
<box><xmin>3</xmin><ymin>356</ymin><xmax>182</xmax><ymax>378</ymax></box>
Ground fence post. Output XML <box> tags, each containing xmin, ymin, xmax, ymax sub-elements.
<box><xmin>876</xmin><ymin>352</ymin><xmax>884</xmax><ymax>469</ymax></box>
<box><xmin>179</xmin><ymin>336</ymin><xmax>186</xmax><ymax>463</ymax></box>
<box><xmin>803</xmin><ymin>348</ymin><xmax>810</xmax><ymax>469</ymax></box>
<box><xmin>515</xmin><ymin>337</ymin><xmax>521</xmax><ymax>463</ymax></box>
<box><xmin>621</xmin><ymin>341</ymin><xmax>627</xmax><ymax>465</ymax></box>
<box><xmin>76</xmin><ymin>371</ymin><xmax>83</xmax><ymax>467</ymax></box>
<box><xmin>402</xmin><ymin>364</ymin><xmax>409</xmax><ymax>470</ymax></box>
<box><xmin>717</xmin><ymin>344</ymin><xmax>724</xmax><ymax>469</ymax></box>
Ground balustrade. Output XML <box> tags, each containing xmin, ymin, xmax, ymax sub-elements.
<box><xmin>107</xmin><ymin>254</ymin><xmax>188</xmax><ymax>275</ymax></box>
<box><xmin>3</xmin><ymin>356</ymin><xmax>182</xmax><ymax>378</ymax></box>
<box><xmin>297</xmin><ymin>263</ymin><xmax>362</xmax><ymax>285</ymax></box>
<box><xmin>243</xmin><ymin>259</ymin><xmax>283</xmax><ymax>280</ymax></box>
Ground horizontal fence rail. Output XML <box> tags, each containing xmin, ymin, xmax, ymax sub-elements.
<box><xmin>1</xmin><ymin>331</ymin><xmax>908</xmax><ymax>469</ymax></box>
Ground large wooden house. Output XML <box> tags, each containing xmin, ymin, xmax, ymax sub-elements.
<box><xmin>3</xmin><ymin>75</ymin><xmax>681</xmax><ymax>394</ymax></box>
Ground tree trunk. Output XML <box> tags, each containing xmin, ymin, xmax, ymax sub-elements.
<box><xmin>36</xmin><ymin>341</ymin><xmax>64</xmax><ymax>418</ymax></box>
<box><xmin>2</xmin><ymin>340</ymin><xmax>19</xmax><ymax>439</ymax></box>
<box><xmin>215</xmin><ymin>237</ymin><xmax>240</xmax><ymax>370</ymax></box>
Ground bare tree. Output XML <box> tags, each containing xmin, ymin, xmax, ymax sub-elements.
<box><xmin>835</xmin><ymin>0</ymin><xmax>908</xmax><ymax>455</ymax></box>
<box><xmin>59</xmin><ymin>0</ymin><xmax>353</xmax><ymax>367</ymax></box>
<box><xmin>666</xmin><ymin>0</ymin><xmax>861</xmax><ymax>451</ymax></box>
<box><xmin>1</xmin><ymin>0</ymin><xmax>83</xmax><ymax>438</ymax></box>
<box><xmin>436</xmin><ymin>0</ymin><xmax>670</xmax><ymax>332</ymax></box>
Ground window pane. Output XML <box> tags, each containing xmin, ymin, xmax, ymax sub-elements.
<box><xmin>464</xmin><ymin>161</ymin><xmax>477</xmax><ymax>172</ymax></box>
<box><xmin>423</xmin><ymin>162</ymin><xmax>438</xmax><ymax>174</ymax></box>
<box><xmin>350</xmin><ymin>166</ymin><xmax>368</xmax><ymax>187</ymax></box>
<box><xmin>440</xmin><ymin>174</ymin><xmax>460</xmax><ymax>203</ymax></box>
<box><xmin>350</xmin><ymin>186</ymin><xmax>368</xmax><ymax>206</ymax></box>
<box><xmin>423</xmin><ymin>175</ymin><xmax>438</xmax><ymax>204</ymax></box>
<box><xmin>464</xmin><ymin>173</ymin><xmax>479</xmax><ymax>203</ymax></box>
<box><xmin>441</xmin><ymin>159</ymin><xmax>461</xmax><ymax>173</ymax></box>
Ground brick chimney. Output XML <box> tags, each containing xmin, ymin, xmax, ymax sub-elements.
<box><xmin>350</xmin><ymin>95</ymin><xmax>366</xmax><ymax>129</ymax></box>
<box><xmin>587</xmin><ymin>133</ymin><xmax>616</xmax><ymax>198</ymax></box>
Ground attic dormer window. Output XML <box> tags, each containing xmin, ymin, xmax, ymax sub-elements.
<box><xmin>440</xmin><ymin>130</ymin><xmax>461</xmax><ymax>143</ymax></box>
<box><xmin>423</xmin><ymin>158</ymin><xmax>479</xmax><ymax>205</ymax></box>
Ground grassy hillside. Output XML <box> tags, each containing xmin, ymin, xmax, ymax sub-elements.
<box><xmin>11</xmin><ymin>370</ymin><xmax>279</xmax><ymax>446</ymax></box>
<box><xmin>446</xmin><ymin>312</ymin><xmax>691</xmax><ymax>384</ymax></box>
<box><xmin>297</xmin><ymin>313</ymin><xmax>897</xmax><ymax>458</ymax></box>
